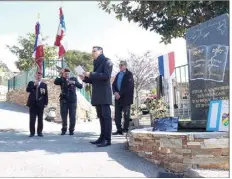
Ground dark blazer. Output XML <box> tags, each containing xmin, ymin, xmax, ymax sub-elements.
<box><xmin>112</xmin><ymin>69</ymin><xmax>134</xmax><ymax>105</ymax></box>
<box><xmin>54</xmin><ymin>76</ymin><xmax>83</xmax><ymax>103</ymax></box>
<box><xmin>83</xmin><ymin>54</ymin><xmax>113</xmax><ymax>106</ymax></box>
<box><xmin>26</xmin><ymin>81</ymin><xmax>48</xmax><ymax>108</ymax></box>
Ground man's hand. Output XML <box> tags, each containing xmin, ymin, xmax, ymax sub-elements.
<box><xmin>59</xmin><ymin>69</ymin><xmax>64</xmax><ymax>77</ymax></box>
<box><xmin>114</xmin><ymin>92</ymin><xmax>120</xmax><ymax>100</ymax></box>
<box><xmin>83</xmin><ymin>72</ymin><xmax>90</xmax><ymax>78</ymax></box>
<box><xmin>79</xmin><ymin>75</ymin><xmax>85</xmax><ymax>80</ymax></box>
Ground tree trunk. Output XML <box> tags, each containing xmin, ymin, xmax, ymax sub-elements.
<box><xmin>135</xmin><ymin>89</ymin><xmax>139</xmax><ymax>112</ymax></box>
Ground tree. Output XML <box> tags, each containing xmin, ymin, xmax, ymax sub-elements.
<box><xmin>0</xmin><ymin>60</ymin><xmax>9</xmax><ymax>72</ymax></box>
<box><xmin>116</xmin><ymin>51</ymin><xmax>159</xmax><ymax>110</ymax></box>
<box><xmin>99</xmin><ymin>1</ymin><xmax>229</xmax><ymax>44</ymax></box>
<box><xmin>64</xmin><ymin>50</ymin><xmax>93</xmax><ymax>72</ymax></box>
<box><xmin>7</xmin><ymin>33</ymin><xmax>56</xmax><ymax>71</ymax></box>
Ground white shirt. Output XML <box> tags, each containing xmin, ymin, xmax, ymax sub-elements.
<box><xmin>35</xmin><ymin>81</ymin><xmax>41</xmax><ymax>87</ymax></box>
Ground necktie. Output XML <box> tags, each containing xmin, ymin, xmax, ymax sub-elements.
<box><xmin>36</xmin><ymin>83</ymin><xmax>39</xmax><ymax>100</ymax></box>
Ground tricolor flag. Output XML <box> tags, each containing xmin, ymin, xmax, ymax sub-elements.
<box><xmin>158</xmin><ymin>52</ymin><xmax>175</xmax><ymax>78</ymax></box>
<box><xmin>32</xmin><ymin>18</ymin><xmax>44</xmax><ymax>72</ymax></box>
<box><xmin>54</xmin><ymin>7</ymin><xmax>66</xmax><ymax>58</ymax></box>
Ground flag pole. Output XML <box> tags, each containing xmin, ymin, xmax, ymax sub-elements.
<box><xmin>168</xmin><ymin>77</ymin><xmax>174</xmax><ymax>117</ymax></box>
<box><xmin>37</xmin><ymin>12</ymin><xmax>40</xmax><ymax>20</ymax></box>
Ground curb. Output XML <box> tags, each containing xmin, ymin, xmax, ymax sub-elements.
<box><xmin>184</xmin><ymin>169</ymin><xmax>204</xmax><ymax>178</ymax></box>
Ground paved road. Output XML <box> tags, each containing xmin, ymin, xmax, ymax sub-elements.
<box><xmin>0</xmin><ymin>102</ymin><xmax>161</xmax><ymax>177</ymax></box>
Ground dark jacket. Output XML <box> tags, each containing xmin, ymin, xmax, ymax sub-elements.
<box><xmin>83</xmin><ymin>54</ymin><xmax>113</xmax><ymax>106</ymax></box>
<box><xmin>26</xmin><ymin>81</ymin><xmax>48</xmax><ymax>108</ymax></box>
<box><xmin>112</xmin><ymin>69</ymin><xmax>134</xmax><ymax>105</ymax></box>
<box><xmin>54</xmin><ymin>76</ymin><xmax>83</xmax><ymax>103</ymax></box>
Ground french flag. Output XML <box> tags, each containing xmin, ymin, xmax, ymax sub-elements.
<box><xmin>32</xmin><ymin>20</ymin><xmax>44</xmax><ymax>72</ymax></box>
<box><xmin>158</xmin><ymin>52</ymin><xmax>175</xmax><ymax>78</ymax></box>
<box><xmin>54</xmin><ymin>7</ymin><xmax>66</xmax><ymax>58</ymax></box>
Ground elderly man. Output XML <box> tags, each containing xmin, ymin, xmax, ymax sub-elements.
<box><xmin>26</xmin><ymin>72</ymin><xmax>48</xmax><ymax>137</ymax></box>
<box><xmin>112</xmin><ymin>61</ymin><xmax>134</xmax><ymax>135</ymax></box>
<box><xmin>54</xmin><ymin>68</ymin><xmax>83</xmax><ymax>136</ymax></box>
<box><xmin>80</xmin><ymin>46</ymin><xmax>113</xmax><ymax>147</ymax></box>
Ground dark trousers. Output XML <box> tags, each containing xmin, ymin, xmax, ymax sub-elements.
<box><xmin>115</xmin><ymin>100</ymin><xmax>131</xmax><ymax>131</ymax></box>
<box><xmin>96</xmin><ymin>105</ymin><xmax>112</xmax><ymax>141</ymax></box>
<box><xmin>29</xmin><ymin>106</ymin><xmax>44</xmax><ymax>135</ymax></box>
<box><xmin>60</xmin><ymin>100</ymin><xmax>77</xmax><ymax>133</ymax></box>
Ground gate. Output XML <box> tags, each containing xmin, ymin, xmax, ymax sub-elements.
<box><xmin>173</xmin><ymin>64</ymin><xmax>191</xmax><ymax>120</ymax></box>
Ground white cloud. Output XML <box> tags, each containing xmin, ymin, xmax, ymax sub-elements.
<box><xmin>0</xmin><ymin>33</ymin><xmax>19</xmax><ymax>72</ymax></box>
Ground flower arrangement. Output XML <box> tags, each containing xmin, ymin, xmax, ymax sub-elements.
<box><xmin>145</xmin><ymin>97</ymin><xmax>168</xmax><ymax>119</ymax></box>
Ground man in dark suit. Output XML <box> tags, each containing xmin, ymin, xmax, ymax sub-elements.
<box><xmin>80</xmin><ymin>46</ymin><xmax>113</xmax><ymax>147</ymax></box>
<box><xmin>112</xmin><ymin>61</ymin><xmax>134</xmax><ymax>135</ymax></box>
<box><xmin>54</xmin><ymin>68</ymin><xmax>83</xmax><ymax>135</ymax></box>
<box><xmin>26</xmin><ymin>72</ymin><xmax>48</xmax><ymax>137</ymax></box>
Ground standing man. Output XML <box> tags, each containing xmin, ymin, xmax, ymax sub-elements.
<box><xmin>112</xmin><ymin>61</ymin><xmax>134</xmax><ymax>135</ymax></box>
<box><xmin>54</xmin><ymin>68</ymin><xmax>83</xmax><ymax>135</ymax></box>
<box><xmin>26</xmin><ymin>72</ymin><xmax>48</xmax><ymax>137</ymax></box>
<box><xmin>80</xmin><ymin>46</ymin><xmax>113</xmax><ymax>147</ymax></box>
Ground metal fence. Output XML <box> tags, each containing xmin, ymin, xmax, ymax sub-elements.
<box><xmin>173</xmin><ymin>64</ymin><xmax>191</xmax><ymax>120</ymax></box>
<box><xmin>8</xmin><ymin>60</ymin><xmax>91</xmax><ymax>102</ymax></box>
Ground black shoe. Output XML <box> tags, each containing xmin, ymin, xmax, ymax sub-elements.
<box><xmin>38</xmin><ymin>134</ymin><xmax>43</xmax><ymax>137</ymax></box>
<box><xmin>112</xmin><ymin>130</ymin><xmax>123</xmax><ymax>135</ymax></box>
<box><xmin>61</xmin><ymin>132</ymin><xmax>66</xmax><ymax>135</ymax></box>
<box><xmin>122</xmin><ymin>129</ymin><xmax>128</xmax><ymax>133</ymax></box>
<box><xmin>90</xmin><ymin>138</ymin><xmax>103</xmax><ymax>145</ymax></box>
<box><xmin>97</xmin><ymin>140</ymin><xmax>111</xmax><ymax>147</ymax></box>
<box><xmin>69</xmin><ymin>132</ymin><xmax>74</xmax><ymax>135</ymax></box>
<box><xmin>29</xmin><ymin>134</ymin><xmax>34</xmax><ymax>137</ymax></box>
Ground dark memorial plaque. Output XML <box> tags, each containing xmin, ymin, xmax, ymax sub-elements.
<box><xmin>186</xmin><ymin>14</ymin><xmax>229</xmax><ymax>127</ymax></box>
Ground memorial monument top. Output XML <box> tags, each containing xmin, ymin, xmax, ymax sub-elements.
<box><xmin>185</xmin><ymin>14</ymin><xmax>229</xmax><ymax>128</ymax></box>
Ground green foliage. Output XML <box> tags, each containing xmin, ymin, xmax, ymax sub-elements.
<box><xmin>146</xmin><ymin>97</ymin><xmax>168</xmax><ymax>118</ymax></box>
<box><xmin>6</xmin><ymin>33</ymin><xmax>56</xmax><ymax>71</ymax></box>
<box><xmin>64</xmin><ymin>50</ymin><xmax>93</xmax><ymax>72</ymax></box>
<box><xmin>99</xmin><ymin>1</ymin><xmax>229</xmax><ymax>44</ymax></box>
<box><xmin>151</xmin><ymin>88</ymin><xmax>156</xmax><ymax>95</ymax></box>
<box><xmin>0</xmin><ymin>61</ymin><xmax>9</xmax><ymax>72</ymax></box>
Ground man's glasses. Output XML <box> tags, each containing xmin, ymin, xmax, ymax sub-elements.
<box><xmin>119</xmin><ymin>64</ymin><xmax>124</xmax><ymax>67</ymax></box>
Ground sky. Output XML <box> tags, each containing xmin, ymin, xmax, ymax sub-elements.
<box><xmin>0</xmin><ymin>1</ymin><xmax>188</xmax><ymax>72</ymax></box>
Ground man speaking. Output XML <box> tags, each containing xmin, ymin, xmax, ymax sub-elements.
<box><xmin>80</xmin><ymin>46</ymin><xmax>113</xmax><ymax>147</ymax></box>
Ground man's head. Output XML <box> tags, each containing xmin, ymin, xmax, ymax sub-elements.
<box><xmin>62</xmin><ymin>68</ymin><xmax>70</xmax><ymax>78</ymax></box>
<box><xmin>92</xmin><ymin>46</ymin><xmax>103</xmax><ymax>60</ymax></box>
<box><xmin>35</xmin><ymin>72</ymin><xmax>42</xmax><ymax>81</ymax></box>
<box><xmin>119</xmin><ymin>61</ymin><xmax>127</xmax><ymax>72</ymax></box>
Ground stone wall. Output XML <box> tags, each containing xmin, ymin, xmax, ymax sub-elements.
<box><xmin>7</xmin><ymin>78</ymin><xmax>96</xmax><ymax>122</ymax></box>
<box><xmin>128</xmin><ymin>128</ymin><xmax>229</xmax><ymax>173</ymax></box>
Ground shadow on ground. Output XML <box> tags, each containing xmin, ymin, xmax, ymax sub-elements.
<box><xmin>0</xmin><ymin>101</ymin><xmax>162</xmax><ymax>177</ymax></box>
<box><xmin>0</xmin><ymin>129</ymin><xmax>161</xmax><ymax>177</ymax></box>
<box><xmin>0</xmin><ymin>101</ymin><xmax>28</xmax><ymax>114</ymax></box>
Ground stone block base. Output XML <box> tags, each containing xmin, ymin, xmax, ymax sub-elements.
<box><xmin>128</xmin><ymin>128</ymin><xmax>229</xmax><ymax>173</ymax></box>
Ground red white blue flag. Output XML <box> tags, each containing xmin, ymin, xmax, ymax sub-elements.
<box><xmin>54</xmin><ymin>7</ymin><xmax>66</xmax><ymax>58</ymax></box>
<box><xmin>158</xmin><ymin>52</ymin><xmax>175</xmax><ymax>78</ymax></box>
<box><xmin>32</xmin><ymin>19</ymin><xmax>44</xmax><ymax>72</ymax></box>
